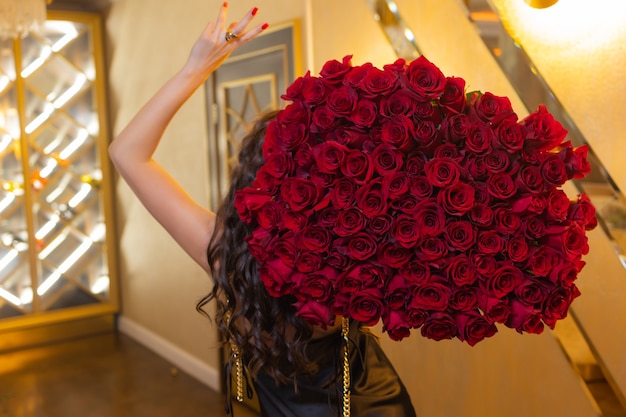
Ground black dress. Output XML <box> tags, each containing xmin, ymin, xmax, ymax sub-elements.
<box><xmin>251</xmin><ymin>320</ymin><xmax>417</xmax><ymax>417</ymax></box>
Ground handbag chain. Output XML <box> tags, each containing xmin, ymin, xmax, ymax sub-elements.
<box><xmin>341</xmin><ymin>316</ymin><xmax>351</xmax><ymax>417</ymax></box>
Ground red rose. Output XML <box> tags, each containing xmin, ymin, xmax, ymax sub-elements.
<box><xmin>563</xmin><ymin>144</ymin><xmax>591</xmax><ymax>179</ymax></box>
<box><xmin>419</xmin><ymin>237</ymin><xmax>448</xmax><ymax>261</ymax></box>
<box><xmin>317</xmin><ymin>208</ymin><xmax>338</xmax><ymax>228</ymax></box>
<box><xmin>313</xmin><ymin>141</ymin><xmax>349</xmax><ymax>174</ymax></box>
<box><xmin>463</xmin><ymin>154</ymin><xmax>488</xmax><ymax>181</ymax></box>
<box><xmin>330</xmin><ymin>177</ymin><xmax>357</xmax><ymax>209</ymax></box>
<box><xmin>302</xmin><ymin>74</ymin><xmax>330</xmax><ymax>105</ymax></box>
<box><xmin>298</xmin><ymin>225</ymin><xmax>332</xmax><ymax>253</ymax></box>
<box><xmin>371</xmin><ymin>144</ymin><xmax>404</xmax><ymax>176</ymax></box>
<box><xmin>383</xmin><ymin>309</ymin><xmax>412</xmax><ymax>341</ymax></box>
<box><xmin>331</xmin><ymin>126</ymin><xmax>370</xmax><ymax>147</ymax></box>
<box><xmin>545</xmin><ymin>189</ymin><xmax>570</xmax><ymax>221</ymax></box>
<box><xmin>381</xmin><ymin>116</ymin><xmax>415</xmax><ymax>150</ymax></box>
<box><xmin>506</xmin><ymin>235</ymin><xmax>530</xmax><ymax>263</ymax></box>
<box><xmin>515</xmin><ymin>165</ymin><xmax>545</xmax><ymax>194</ymax></box>
<box><xmin>406</xmin><ymin>304</ymin><xmax>428</xmax><ymax>328</ymax></box>
<box><xmin>495</xmin><ymin>119</ymin><xmax>524</xmax><ymax>152</ymax></box>
<box><xmin>521</xmin><ymin>104</ymin><xmax>567</xmax><ymax>151</ymax></box>
<box><xmin>281</xmin><ymin>75</ymin><xmax>305</xmax><ymax>101</ymax></box>
<box><xmin>487</xmin><ymin>263</ymin><xmax>523</xmax><ymax>297</ymax></box>
<box><xmin>412</xmin><ymin>120</ymin><xmax>440</xmax><ymax>150</ymax></box>
<box><xmin>311</xmin><ymin>106</ymin><xmax>339</xmax><ymax>132</ymax></box>
<box><xmin>281</xmin><ymin>210</ymin><xmax>307</xmax><ymax>231</ymax></box>
<box><xmin>257</xmin><ymin>200</ymin><xmax>282</xmax><ymax>230</ymax></box>
<box><xmin>494</xmin><ymin>208</ymin><xmax>522</xmax><ymax>234</ymax></box>
<box><xmin>449</xmin><ymin>287</ymin><xmax>479</xmax><ymax>311</ymax></box>
<box><xmin>469</xmin><ymin>204</ymin><xmax>495</xmax><ymax>228</ymax></box>
<box><xmin>507</xmin><ymin>300</ymin><xmax>545</xmax><ymax>334</ymax></box>
<box><xmin>234</xmin><ymin>188</ymin><xmax>273</xmax><ymax>224</ymax></box>
<box><xmin>385</xmin><ymin>274</ymin><xmax>411</xmax><ymax>309</ymax></box>
<box><xmin>293</xmin><ymin>266</ymin><xmax>337</xmax><ymax>302</ymax></box>
<box><xmin>540</xmin><ymin>153</ymin><xmax>568</xmax><ymax>187</ymax></box>
<box><xmin>350</xmin><ymin>99</ymin><xmax>378</xmax><ymax>128</ymax></box>
<box><xmin>382</xmin><ymin>172</ymin><xmax>410</xmax><ymax>199</ymax></box>
<box><xmin>480</xmin><ymin>296</ymin><xmax>512</xmax><ymax>324</ymax></box>
<box><xmin>487</xmin><ymin>172</ymin><xmax>517</xmax><ymax>200</ymax></box>
<box><xmin>542</xmin><ymin>285</ymin><xmax>580</xmax><ymax>329</ymax></box>
<box><xmin>340</xmin><ymin>149</ymin><xmax>374</xmax><ymax>184</ymax></box>
<box><xmin>327</xmin><ymin>245</ymin><xmax>351</xmax><ymax>270</ymax></box>
<box><xmin>354</xmin><ymin>178</ymin><xmax>389</xmax><ymax>217</ymax></box>
<box><xmin>319</xmin><ymin>55</ymin><xmax>353</xmax><ymax>84</ymax></box>
<box><xmin>391</xmin><ymin>214</ymin><xmax>421</xmax><ymax>249</ymax></box>
<box><xmin>346</xmin><ymin>287</ymin><xmax>384</xmax><ymax>326</ymax></box>
<box><xmin>469</xmin><ymin>91</ymin><xmax>517</xmax><ymax>125</ymax></box>
<box><xmin>391</xmin><ymin>195</ymin><xmax>419</xmax><ymax>215</ymax></box>
<box><xmin>414</xmin><ymin>199</ymin><xmax>446</xmax><ymax>237</ymax></box>
<box><xmin>245</xmin><ymin>227</ymin><xmax>274</xmax><ymax>263</ymax></box>
<box><xmin>399</xmin><ymin>260</ymin><xmax>431</xmax><ymax>284</ymax></box>
<box><xmin>343</xmin><ymin>232</ymin><xmax>378</xmax><ymax>261</ymax></box>
<box><xmin>412</xmin><ymin>276</ymin><xmax>451</xmax><ymax>311</ymax></box>
<box><xmin>333</xmin><ymin>207</ymin><xmax>367</xmax><ymax>237</ymax></box>
<box><xmin>361</xmin><ymin>66</ymin><xmax>400</xmax><ymax>98</ymax></box>
<box><xmin>294</xmin><ymin>251</ymin><xmax>324</xmax><ymax>273</ymax></box>
<box><xmin>440</xmin><ymin>113</ymin><xmax>470</xmax><ymax>144</ymax></box>
<box><xmin>380</xmin><ymin>90</ymin><xmax>419</xmax><ymax>118</ymax></box>
<box><xmin>409</xmin><ymin>176</ymin><xmax>434</xmax><ymax>199</ymax></box>
<box><xmin>466</xmin><ymin>121</ymin><xmax>494</xmax><ymax>154</ymax></box>
<box><xmin>483</xmin><ymin>149</ymin><xmax>511</xmax><ymax>174</ymax></box>
<box><xmin>523</xmin><ymin>216</ymin><xmax>547</xmax><ymax>239</ymax></box>
<box><xmin>274</xmin><ymin>237</ymin><xmax>297</xmax><ymax>267</ymax></box>
<box><xmin>444</xmin><ymin>221</ymin><xmax>477</xmax><ymax>252</ymax></box>
<box><xmin>555</xmin><ymin>258</ymin><xmax>585</xmax><ymax>286</ymax></box>
<box><xmin>438</xmin><ymin>182</ymin><xmax>476</xmax><ymax>216</ymax></box>
<box><xmin>294</xmin><ymin>142</ymin><xmax>314</xmax><ymax>168</ymax></box>
<box><xmin>455</xmin><ymin>312</ymin><xmax>498</xmax><ymax>346</ymax></box>
<box><xmin>527</xmin><ymin>246</ymin><xmax>559</xmax><ymax>277</ymax></box>
<box><xmin>343</xmin><ymin>62</ymin><xmax>373</xmax><ymax>89</ymax></box>
<box><xmin>445</xmin><ymin>254</ymin><xmax>477</xmax><ymax>286</ymax></box>
<box><xmin>258</xmin><ymin>258</ymin><xmax>294</xmax><ymax>297</ymax></box>
<box><xmin>440</xmin><ymin>76</ymin><xmax>466</xmax><ymax>114</ymax></box>
<box><xmin>477</xmin><ymin>230</ymin><xmax>505</xmax><ymax>255</ymax></box>
<box><xmin>404</xmin><ymin>55</ymin><xmax>446</xmax><ymax>99</ymax></box>
<box><xmin>263</xmin><ymin>153</ymin><xmax>295</xmax><ymax>180</ymax></box>
<box><xmin>420</xmin><ymin>312</ymin><xmax>457</xmax><ymax>341</ymax></box>
<box><xmin>327</xmin><ymin>85</ymin><xmax>358</xmax><ymax>116</ymax></box>
<box><xmin>568</xmin><ymin>194</ymin><xmax>597</xmax><ymax>230</ymax></box>
<box><xmin>293</xmin><ymin>299</ymin><xmax>334</xmax><ymax>328</ymax></box>
<box><xmin>514</xmin><ymin>279</ymin><xmax>550</xmax><ymax>306</ymax></box>
<box><xmin>377</xmin><ymin>240</ymin><xmax>411</xmax><ymax>268</ymax></box>
<box><xmin>276</xmin><ymin>100</ymin><xmax>309</xmax><ymax>128</ymax></box>
<box><xmin>280</xmin><ymin>177</ymin><xmax>321</xmax><ymax>212</ymax></box>
<box><xmin>368</xmin><ymin>214</ymin><xmax>393</xmax><ymax>235</ymax></box>
<box><xmin>424</xmin><ymin>157</ymin><xmax>462</xmax><ymax>188</ymax></box>
<box><xmin>547</xmin><ymin>223</ymin><xmax>589</xmax><ymax>259</ymax></box>
<box><xmin>471</xmin><ymin>253</ymin><xmax>498</xmax><ymax>276</ymax></box>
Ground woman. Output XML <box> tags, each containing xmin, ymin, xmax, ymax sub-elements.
<box><xmin>109</xmin><ymin>4</ymin><xmax>416</xmax><ymax>416</ymax></box>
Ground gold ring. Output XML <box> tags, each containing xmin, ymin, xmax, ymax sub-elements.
<box><xmin>225</xmin><ymin>31</ymin><xmax>238</xmax><ymax>42</ymax></box>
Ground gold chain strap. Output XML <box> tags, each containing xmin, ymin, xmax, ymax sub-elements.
<box><xmin>224</xmin><ymin>310</ymin><xmax>244</xmax><ymax>403</ymax></box>
<box><xmin>230</xmin><ymin>341</ymin><xmax>244</xmax><ymax>402</ymax></box>
<box><xmin>341</xmin><ymin>316</ymin><xmax>351</xmax><ymax>417</ymax></box>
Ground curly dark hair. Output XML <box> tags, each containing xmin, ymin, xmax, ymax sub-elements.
<box><xmin>196</xmin><ymin>111</ymin><xmax>317</xmax><ymax>384</ymax></box>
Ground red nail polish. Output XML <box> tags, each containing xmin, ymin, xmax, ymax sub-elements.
<box><xmin>262</xmin><ymin>23</ymin><xmax>269</xmax><ymax>30</ymax></box>
<box><xmin>252</xmin><ymin>7</ymin><xmax>259</xmax><ymax>15</ymax></box>
<box><xmin>223</xmin><ymin>2</ymin><xmax>228</xmax><ymax>7</ymax></box>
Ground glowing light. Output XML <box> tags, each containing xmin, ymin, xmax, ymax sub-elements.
<box><xmin>0</xmin><ymin>287</ymin><xmax>22</xmax><ymax>306</ymax></box>
<box><xmin>37</xmin><ymin>238</ymin><xmax>93</xmax><ymax>295</ymax></box>
<box><xmin>52</xmin><ymin>73</ymin><xmax>87</xmax><ymax>109</ymax></box>
<box><xmin>21</xmin><ymin>46</ymin><xmax>52</xmax><ymax>78</ymax></box>
<box><xmin>25</xmin><ymin>103</ymin><xmax>54</xmax><ymax>134</ymax></box>
<box><xmin>59</xmin><ymin>129</ymin><xmax>88</xmax><ymax>160</ymax></box>
<box><xmin>38</xmin><ymin>231</ymin><xmax>68</xmax><ymax>260</ymax></box>
<box><xmin>39</xmin><ymin>158</ymin><xmax>58</xmax><ymax>179</ymax></box>
<box><xmin>35</xmin><ymin>214</ymin><xmax>61</xmax><ymax>240</ymax></box>
<box><xmin>0</xmin><ymin>249</ymin><xmax>18</xmax><ymax>274</ymax></box>
<box><xmin>20</xmin><ymin>287</ymin><xmax>33</xmax><ymax>305</ymax></box>
<box><xmin>0</xmin><ymin>192</ymin><xmax>16</xmax><ymax>214</ymax></box>
<box><xmin>68</xmin><ymin>183</ymin><xmax>91</xmax><ymax>208</ymax></box>
<box><xmin>91</xmin><ymin>275</ymin><xmax>109</xmax><ymax>294</ymax></box>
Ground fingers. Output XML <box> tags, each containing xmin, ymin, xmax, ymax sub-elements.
<box><xmin>227</xmin><ymin>10</ymin><xmax>268</xmax><ymax>46</ymax></box>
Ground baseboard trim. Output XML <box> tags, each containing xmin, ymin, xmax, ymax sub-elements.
<box><xmin>117</xmin><ymin>316</ymin><xmax>220</xmax><ymax>392</ymax></box>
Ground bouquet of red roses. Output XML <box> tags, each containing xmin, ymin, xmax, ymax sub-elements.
<box><xmin>235</xmin><ymin>55</ymin><xmax>597</xmax><ymax>345</ymax></box>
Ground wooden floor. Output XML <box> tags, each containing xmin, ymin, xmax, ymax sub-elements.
<box><xmin>0</xmin><ymin>331</ymin><xmax>259</xmax><ymax>417</ymax></box>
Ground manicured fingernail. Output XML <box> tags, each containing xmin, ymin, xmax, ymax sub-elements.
<box><xmin>262</xmin><ymin>23</ymin><xmax>269</xmax><ymax>30</ymax></box>
<box><xmin>252</xmin><ymin>7</ymin><xmax>259</xmax><ymax>15</ymax></box>
<box><xmin>223</xmin><ymin>2</ymin><xmax>228</xmax><ymax>7</ymax></box>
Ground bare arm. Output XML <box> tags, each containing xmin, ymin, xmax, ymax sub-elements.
<box><xmin>109</xmin><ymin>4</ymin><xmax>267</xmax><ymax>272</ymax></box>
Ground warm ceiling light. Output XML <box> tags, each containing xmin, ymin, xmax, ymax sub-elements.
<box><xmin>524</xmin><ymin>0</ymin><xmax>559</xmax><ymax>8</ymax></box>
<box><xmin>0</xmin><ymin>0</ymin><xmax>49</xmax><ymax>40</ymax></box>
